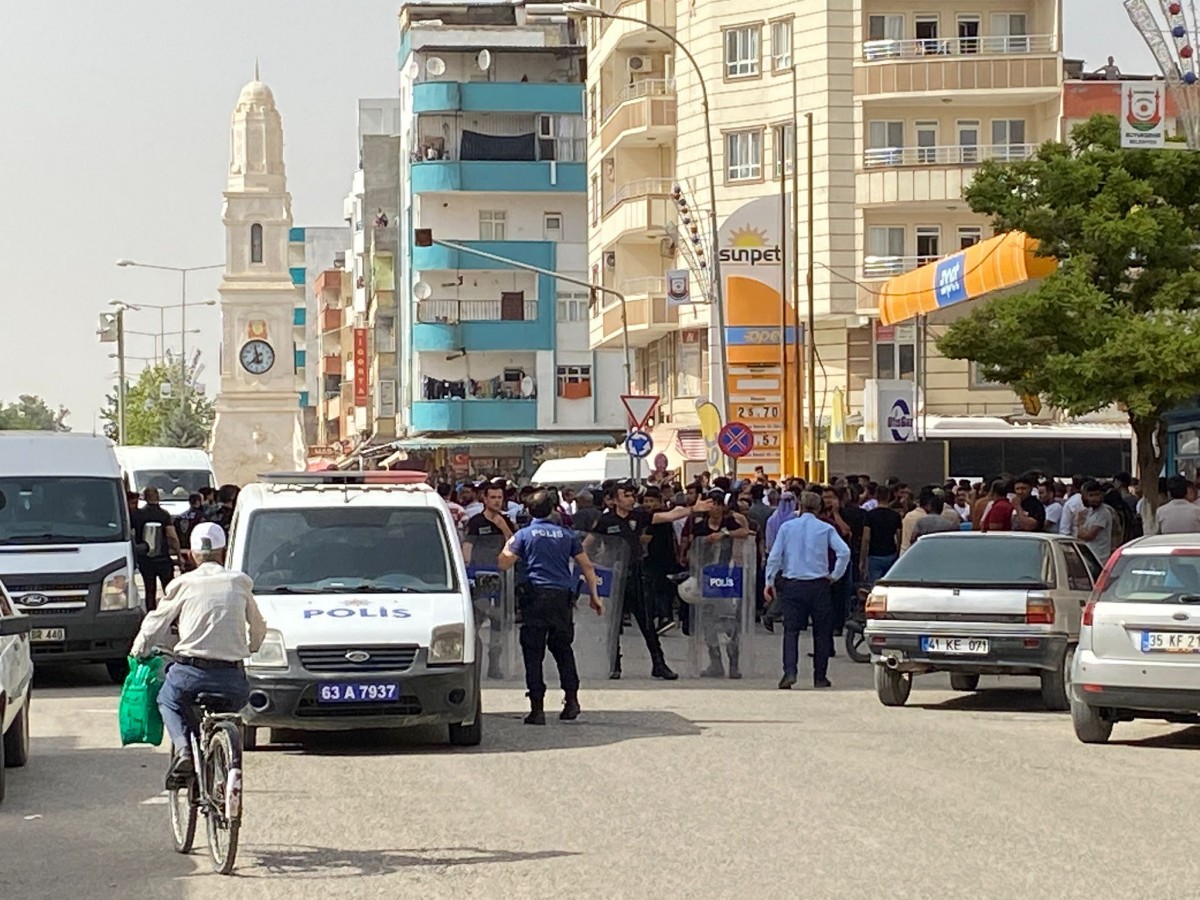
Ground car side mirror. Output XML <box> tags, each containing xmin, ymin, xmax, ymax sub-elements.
<box><xmin>0</xmin><ymin>615</ymin><xmax>32</xmax><ymax>637</ymax></box>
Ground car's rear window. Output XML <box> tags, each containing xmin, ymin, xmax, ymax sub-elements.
<box><xmin>1098</xmin><ymin>552</ymin><xmax>1200</xmax><ymax>604</ymax></box>
<box><xmin>881</xmin><ymin>536</ymin><xmax>1053</xmax><ymax>588</ymax></box>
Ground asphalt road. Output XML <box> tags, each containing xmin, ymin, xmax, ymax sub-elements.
<box><xmin>4</xmin><ymin>637</ymin><xmax>1200</xmax><ymax>900</ymax></box>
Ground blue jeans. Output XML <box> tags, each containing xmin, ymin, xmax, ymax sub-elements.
<box><xmin>866</xmin><ymin>554</ymin><xmax>898</xmax><ymax>587</ymax></box>
<box><xmin>157</xmin><ymin>663</ymin><xmax>249</xmax><ymax>753</ymax></box>
<box><xmin>779</xmin><ymin>577</ymin><xmax>833</xmax><ymax>680</ymax></box>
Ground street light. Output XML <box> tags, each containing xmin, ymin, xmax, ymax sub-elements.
<box><xmin>564</xmin><ymin>1</ymin><xmax>729</xmax><ymax>416</ymax></box>
<box><xmin>116</xmin><ymin>259</ymin><xmax>222</xmax><ymax>411</ymax></box>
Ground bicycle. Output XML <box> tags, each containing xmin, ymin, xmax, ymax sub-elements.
<box><xmin>158</xmin><ymin>656</ymin><xmax>245</xmax><ymax>875</ymax></box>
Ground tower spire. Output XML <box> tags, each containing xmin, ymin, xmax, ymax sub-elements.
<box><xmin>254</xmin><ymin>57</ymin><xmax>260</xmax><ymax>81</ymax></box>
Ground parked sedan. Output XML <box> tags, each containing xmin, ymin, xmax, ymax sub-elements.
<box><xmin>0</xmin><ymin>579</ymin><xmax>33</xmax><ymax>804</ymax></box>
<box><xmin>1071</xmin><ymin>534</ymin><xmax>1200</xmax><ymax>744</ymax></box>
<box><xmin>865</xmin><ymin>532</ymin><xmax>1103</xmax><ymax>709</ymax></box>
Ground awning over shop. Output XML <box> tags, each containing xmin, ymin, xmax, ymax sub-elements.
<box><xmin>378</xmin><ymin>432</ymin><xmax>621</xmax><ymax>453</ymax></box>
<box><xmin>878</xmin><ymin>231</ymin><xmax>1056</xmax><ymax>326</ymax></box>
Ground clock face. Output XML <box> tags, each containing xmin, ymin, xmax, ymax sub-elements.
<box><xmin>239</xmin><ymin>339</ymin><xmax>275</xmax><ymax>375</ymax></box>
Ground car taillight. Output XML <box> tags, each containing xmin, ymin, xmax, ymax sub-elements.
<box><xmin>1082</xmin><ymin>600</ymin><xmax>1096</xmax><ymax>627</ymax></box>
<box><xmin>1171</xmin><ymin>548</ymin><xmax>1200</xmax><ymax>556</ymax></box>
<box><xmin>1025</xmin><ymin>592</ymin><xmax>1055</xmax><ymax>625</ymax></box>
<box><xmin>865</xmin><ymin>590</ymin><xmax>888</xmax><ymax>619</ymax></box>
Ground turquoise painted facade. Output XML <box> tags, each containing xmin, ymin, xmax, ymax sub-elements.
<box><xmin>293</xmin><ymin>306</ymin><xmax>306</xmax><ymax>326</ymax></box>
<box><xmin>289</xmin><ymin>266</ymin><xmax>305</xmax><ymax>286</ymax></box>
<box><xmin>412</xmin><ymin>81</ymin><xmax>582</xmax><ymax>115</ymax></box>
<box><xmin>411</xmin><ymin>399</ymin><xmax>538</xmax><ymax>432</ymax></box>
<box><xmin>289</xmin><ymin>227</ymin><xmax>306</xmax><ymax>242</ymax></box>
<box><xmin>294</xmin><ymin>348</ymin><xmax>306</xmax><ymax>370</ymax></box>
<box><xmin>411</xmin><ymin>160</ymin><xmax>585</xmax><ymax>193</ymax></box>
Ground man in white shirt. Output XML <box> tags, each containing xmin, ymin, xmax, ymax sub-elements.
<box><xmin>132</xmin><ymin>523</ymin><xmax>266</xmax><ymax>787</ymax></box>
<box><xmin>1157</xmin><ymin>476</ymin><xmax>1200</xmax><ymax>535</ymax></box>
<box><xmin>1039</xmin><ymin>481</ymin><xmax>1064</xmax><ymax>534</ymax></box>
<box><xmin>1059</xmin><ymin>478</ymin><xmax>1086</xmax><ymax>537</ymax></box>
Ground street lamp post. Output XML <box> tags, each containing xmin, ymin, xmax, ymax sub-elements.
<box><xmin>564</xmin><ymin>2</ymin><xmax>729</xmax><ymax>416</ymax></box>
<box><xmin>116</xmin><ymin>260</ymin><xmax>222</xmax><ymax>410</ymax></box>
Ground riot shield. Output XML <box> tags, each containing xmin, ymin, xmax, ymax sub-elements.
<box><xmin>571</xmin><ymin>531</ymin><xmax>628</xmax><ymax>681</ymax></box>
<box><xmin>461</xmin><ymin>533</ymin><xmax>518</xmax><ymax>681</ymax></box>
<box><xmin>680</xmin><ymin>536</ymin><xmax>761</xmax><ymax>679</ymax></box>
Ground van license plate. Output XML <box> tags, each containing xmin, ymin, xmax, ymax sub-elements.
<box><xmin>30</xmin><ymin>628</ymin><xmax>65</xmax><ymax>642</ymax></box>
<box><xmin>316</xmin><ymin>682</ymin><xmax>399</xmax><ymax>703</ymax></box>
<box><xmin>921</xmin><ymin>636</ymin><xmax>988</xmax><ymax>655</ymax></box>
<box><xmin>1141</xmin><ymin>632</ymin><xmax>1200</xmax><ymax>653</ymax></box>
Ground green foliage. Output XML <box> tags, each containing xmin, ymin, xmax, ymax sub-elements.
<box><xmin>103</xmin><ymin>355</ymin><xmax>214</xmax><ymax>448</ymax></box>
<box><xmin>0</xmin><ymin>395</ymin><xmax>70</xmax><ymax>431</ymax></box>
<box><xmin>937</xmin><ymin>114</ymin><xmax>1200</xmax><ymax>489</ymax></box>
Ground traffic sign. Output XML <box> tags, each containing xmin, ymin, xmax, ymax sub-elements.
<box><xmin>620</xmin><ymin>394</ymin><xmax>659</xmax><ymax>429</ymax></box>
<box><xmin>653</xmin><ymin>452</ymin><xmax>669</xmax><ymax>471</ymax></box>
<box><xmin>717</xmin><ymin>421</ymin><xmax>755</xmax><ymax>459</ymax></box>
<box><xmin>625</xmin><ymin>429</ymin><xmax>654</xmax><ymax>459</ymax></box>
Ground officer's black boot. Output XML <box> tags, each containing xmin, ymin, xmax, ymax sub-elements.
<box><xmin>609</xmin><ymin>647</ymin><xmax>622</xmax><ymax>680</ymax></box>
<box><xmin>727</xmin><ymin>647</ymin><xmax>742</xmax><ymax>680</ymax></box>
<box><xmin>487</xmin><ymin>647</ymin><xmax>504</xmax><ymax>680</ymax></box>
<box><xmin>560</xmin><ymin>690</ymin><xmax>581</xmax><ymax>720</ymax></box>
<box><xmin>524</xmin><ymin>693</ymin><xmax>546</xmax><ymax>725</ymax></box>
<box><xmin>650</xmin><ymin>651</ymin><xmax>679</xmax><ymax>680</ymax></box>
<box><xmin>701</xmin><ymin>647</ymin><xmax>724</xmax><ymax>678</ymax></box>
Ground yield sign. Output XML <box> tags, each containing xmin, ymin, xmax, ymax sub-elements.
<box><xmin>620</xmin><ymin>394</ymin><xmax>659</xmax><ymax>429</ymax></box>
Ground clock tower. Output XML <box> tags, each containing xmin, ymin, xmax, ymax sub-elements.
<box><xmin>210</xmin><ymin>70</ymin><xmax>306</xmax><ymax>486</ymax></box>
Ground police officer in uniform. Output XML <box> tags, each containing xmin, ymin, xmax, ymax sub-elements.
<box><xmin>499</xmin><ymin>490</ymin><xmax>603</xmax><ymax>724</ymax></box>
<box><xmin>462</xmin><ymin>481</ymin><xmax>515</xmax><ymax>679</ymax></box>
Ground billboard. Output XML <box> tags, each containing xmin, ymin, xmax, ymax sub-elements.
<box><xmin>1120</xmin><ymin>81</ymin><xmax>1166</xmax><ymax>149</ymax></box>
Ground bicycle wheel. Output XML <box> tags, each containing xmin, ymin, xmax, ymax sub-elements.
<box><xmin>204</xmin><ymin>722</ymin><xmax>242</xmax><ymax>875</ymax></box>
<box><xmin>169</xmin><ymin>779</ymin><xmax>198</xmax><ymax>853</ymax></box>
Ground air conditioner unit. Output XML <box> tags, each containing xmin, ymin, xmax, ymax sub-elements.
<box><xmin>659</xmin><ymin>238</ymin><xmax>676</xmax><ymax>258</ymax></box>
<box><xmin>603</xmin><ymin>251</ymin><xmax>617</xmax><ymax>269</ymax></box>
<box><xmin>627</xmin><ymin>55</ymin><xmax>654</xmax><ymax>73</ymax></box>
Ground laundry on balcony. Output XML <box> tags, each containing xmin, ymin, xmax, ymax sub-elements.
<box><xmin>421</xmin><ymin>374</ymin><xmax>536</xmax><ymax>401</ymax></box>
<box><xmin>460</xmin><ymin>130</ymin><xmax>537</xmax><ymax>162</ymax></box>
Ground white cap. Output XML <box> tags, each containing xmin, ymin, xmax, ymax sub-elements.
<box><xmin>190</xmin><ymin>522</ymin><xmax>227</xmax><ymax>553</ymax></box>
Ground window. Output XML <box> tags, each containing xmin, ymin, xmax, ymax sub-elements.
<box><xmin>771</xmin><ymin>18</ymin><xmax>793</xmax><ymax>70</ymax></box>
<box><xmin>915</xmin><ymin>15</ymin><xmax>940</xmax><ymax>53</ymax></box>
<box><xmin>867</xmin><ymin>14</ymin><xmax>904</xmax><ymax>41</ymax></box>
<box><xmin>557</xmin><ymin>290</ymin><xmax>589</xmax><ymax>322</ymax></box>
<box><xmin>989</xmin><ymin>13</ymin><xmax>1028</xmax><ymax>52</ymax></box>
<box><xmin>556</xmin><ymin>365</ymin><xmax>592</xmax><ymax>399</ymax></box>
<box><xmin>591</xmin><ymin>175</ymin><xmax>600</xmax><ymax>226</ymax></box>
<box><xmin>250</xmin><ymin>223</ymin><xmax>263</xmax><ymax>264</ymax></box>
<box><xmin>589</xmin><ymin>86</ymin><xmax>598</xmax><ymax>136</ymax></box>
<box><xmin>479</xmin><ymin>210</ymin><xmax>506</xmax><ymax>241</ymax></box>
<box><xmin>957</xmin><ymin>15</ymin><xmax>980</xmax><ymax>54</ymax></box>
<box><xmin>724</xmin><ymin>25</ymin><xmax>761</xmax><ymax>78</ymax></box>
<box><xmin>915</xmin><ymin>121</ymin><xmax>939</xmax><ymax>163</ymax></box>
<box><xmin>866</xmin><ymin>120</ymin><xmax>904</xmax><ymax>166</ymax></box>
<box><xmin>725</xmin><ymin>129</ymin><xmax>764</xmax><ymax>182</ymax></box>
<box><xmin>971</xmin><ymin>361</ymin><xmax>1005</xmax><ymax>388</ymax></box>
<box><xmin>0</xmin><ymin>477</ymin><xmax>127</xmax><ymax>545</ymax></box>
<box><xmin>874</xmin><ymin>323</ymin><xmax>916</xmax><ymax>380</ymax></box>
<box><xmin>865</xmin><ymin>226</ymin><xmax>905</xmax><ymax>276</ymax></box>
<box><xmin>957</xmin><ymin>120</ymin><xmax>980</xmax><ymax>163</ymax></box>
<box><xmin>990</xmin><ymin>119</ymin><xmax>1027</xmax><ymax>160</ymax></box>
<box><xmin>773</xmin><ymin>122</ymin><xmax>794</xmax><ymax>177</ymax></box>
<box><xmin>883</xmin><ymin>536</ymin><xmax>1054</xmax><ymax>587</ymax></box>
<box><xmin>958</xmin><ymin>226</ymin><xmax>983</xmax><ymax>249</ymax></box>
<box><xmin>543</xmin><ymin>212</ymin><xmax>563</xmax><ymax>241</ymax></box>
<box><xmin>915</xmin><ymin>226</ymin><xmax>940</xmax><ymax>264</ymax></box>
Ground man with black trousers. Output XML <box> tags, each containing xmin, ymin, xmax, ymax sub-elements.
<box><xmin>130</xmin><ymin>487</ymin><xmax>181</xmax><ymax>611</ymax></box>
<box><xmin>499</xmin><ymin>490</ymin><xmax>603</xmax><ymax>724</ymax></box>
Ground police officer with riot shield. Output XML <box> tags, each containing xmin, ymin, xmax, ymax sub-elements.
<box><xmin>499</xmin><ymin>490</ymin><xmax>603</xmax><ymax>723</ymax></box>
<box><xmin>462</xmin><ymin>481</ymin><xmax>515</xmax><ymax>679</ymax></box>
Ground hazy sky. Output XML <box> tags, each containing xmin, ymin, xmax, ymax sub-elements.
<box><xmin>0</xmin><ymin>1</ymin><xmax>1160</xmax><ymax>430</ymax></box>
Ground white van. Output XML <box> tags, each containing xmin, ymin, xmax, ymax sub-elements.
<box><xmin>227</xmin><ymin>470</ymin><xmax>481</xmax><ymax>748</ymax></box>
<box><xmin>114</xmin><ymin>446</ymin><xmax>215</xmax><ymax>516</ymax></box>
<box><xmin>0</xmin><ymin>433</ymin><xmax>142</xmax><ymax>683</ymax></box>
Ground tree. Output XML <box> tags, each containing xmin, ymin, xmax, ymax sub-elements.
<box><xmin>937</xmin><ymin>114</ymin><xmax>1200</xmax><ymax>514</ymax></box>
<box><xmin>103</xmin><ymin>354</ymin><xmax>215</xmax><ymax>448</ymax></box>
<box><xmin>0</xmin><ymin>395</ymin><xmax>70</xmax><ymax>431</ymax></box>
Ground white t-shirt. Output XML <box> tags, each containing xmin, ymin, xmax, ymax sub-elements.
<box><xmin>1060</xmin><ymin>493</ymin><xmax>1084</xmax><ymax>537</ymax></box>
<box><xmin>1043</xmin><ymin>500</ymin><xmax>1063</xmax><ymax>532</ymax></box>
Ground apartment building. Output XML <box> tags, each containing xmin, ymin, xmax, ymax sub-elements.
<box><xmin>393</xmin><ymin>0</ymin><xmax>627</xmax><ymax>474</ymax></box>
<box><xmin>585</xmin><ymin>0</ymin><xmax>1064</xmax><ymax>475</ymax></box>
<box><xmin>288</xmin><ymin>225</ymin><xmax>347</xmax><ymax>447</ymax></box>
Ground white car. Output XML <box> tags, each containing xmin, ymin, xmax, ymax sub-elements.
<box><xmin>0</xmin><ymin>579</ymin><xmax>34</xmax><ymax>803</ymax></box>
<box><xmin>1071</xmin><ymin>534</ymin><xmax>1200</xmax><ymax>743</ymax></box>
<box><xmin>227</xmin><ymin>470</ymin><xmax>480</xmax><ymax>749</ymax></box>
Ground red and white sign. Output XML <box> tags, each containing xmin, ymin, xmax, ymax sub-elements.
<box><xmin>353</xmin><ymin>328</ymin><xmax>369</xmax><ymax>406</ymax></box>
<box><xmin>620</xmin><ymin>394</ymin><xmax>659</xmax><ymax>429</ymax></box>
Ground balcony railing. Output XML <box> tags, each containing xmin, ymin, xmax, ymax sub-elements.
<box><xmin>862</xmin><ymin>34</ymin><xmax>1055</xmax><ymax>61</ymax></box>
<box><xmin>602</xmin><ymin>78</ymin><xmax>675</xmax><ymax>120</ymax></box>
<box><xmin>863</xmin><ymin>143</ymin><xmax>1037</xmax><ymax>168</ymax></box>
<box><xmin>603</xmin><ymin>177</ymin><xmax>676</xmax><ymax>215</ymax></box>
<box><xmin>621</xmin><ymin>276</ymin><xmax>667</xmax><ymax>296</ymax></box>
<box><xmin>862</xmin><ymin>256</ymin><xmax>941</xmax><ymax>278</ymax></box>
<box><xmin>417</xmin><ymin>298</ymin><xmax>539</xmax><ymax>323</ymax></box>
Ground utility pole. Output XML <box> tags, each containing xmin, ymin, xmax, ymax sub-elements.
<box><xmin>117</xmin><ymin>308</ymin><xmax>127</xmax><ymax>445</ymax></box>
<box><xmin>805</xmin><ymin>112</ymin><xmax>817</xmax><ymax>481</ymax></box>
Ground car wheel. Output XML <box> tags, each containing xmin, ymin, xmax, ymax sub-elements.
<box><xmin>949</xmin><ymin>673</ymin><xmax>980</xmax><ymax>692</ymax></box>
<box><xmin>449</xmin><ymin>683</ymin><xmax>483</xmax><ymax>747</ymax></box>
<box><xmin>1040</xmin><ymin>646</ymin><xmax>1072</xmax><ymax>711</ymax></box>
<box><xmin>3</xmin><ymin>693</ymin><xmax>30</xmax><ymax>768</ymax></box>
<box><xmin>874</xmin><ymin>664</ymin><xmax>912</xmax><ymax>707</ymax></box>
<box><xmin>1070</xmin><ymin>696</ymin><xmax>1114</xmax><ymax>744</ymax></box>
<box><xmin>105</xmin><ymin>658</ymin><xmax>130</xmax><ymax>685</ymax></box>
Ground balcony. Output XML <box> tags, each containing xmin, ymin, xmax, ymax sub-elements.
<box><xmin>856</xmin><ymin>35</ymin><xmax>1059</xmax><ymax>100</ymax></box>
<box><xmin>412</xmin><ymin>81</ymin><xmax>583</xmax><ymax>115</ymax></box>
<box><xmin>599</xmin><ymin>178</ymin><xmax>674</xmax><ymax>243</ymax></box>
<box><xmin>857</xmin><ymin>143</ymin><xmax>1037</xmax><ymax>206</ymax></box>
<box><xmin>412</xmin><ymin>296</ymin><xmax>551</xmax><ymax>352</ymax></box>
<box><xmin>321</xmin><ymin>354</ymin><xmax>343</xmax><ymax>376</ymax></box>
<box><xmin>320</xmin><ymin>306</ymin><xmax>343</xmax><ymax>334</ymax></box>
<box><xmin>863</xmin><ymin>143</ymin><xmax>1037</xmax><ymax>168</ymax></box>
<box><xmin>589</xmin><ymin>277</ymin><xmax>679</xmax><ymax>350</ymax></box>
<box><xmin>411</xmin><ymin>399</ymin><xmax>538</xmax><ymax>432</ymax></box>
<box><xmin>411</xmin><ymin>160</ymin><xmax>586</xmax><ymax>193</ymax></box>
<box><xmin>862</xmin><ymin>256</ymin><xmax>935</xmax><ymax>279</ymax></box>
<box><xmin>599</xmin><ymin>79</ymin><xmax>677</xmax><ymax>153</ymax></box>
<box><xmin>417</xmin><ymin>298</ymin><xmax>539</xmax><ymax>323</ymax></box>
<box><xmin>324</xmin><ymin>393</ymin><xmax>341</xmax><ymax>423</ymax></box>
<box><xmin>594</xmin><ymin>0</ymin><xmax>675</xmax><ymax>55</ymax></box>
<box><xmin>413</xmin><ymin>240</ymin><xmax>554</xmax><ymax>273</ymax></box>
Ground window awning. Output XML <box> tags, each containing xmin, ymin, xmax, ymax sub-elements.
<box><xmin>878</xmin><ymin>231</ymin><xmax>1056</xmax><ymax>326</ymax></box>
<box><xmin>377</xmin><ymin>432</ymin><xmax>621</xmax><ymax>453</ymax></box>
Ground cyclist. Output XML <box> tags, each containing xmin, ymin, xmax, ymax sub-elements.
<box><xmin>131</xmin><ymin>522</ymin><xmax>266</xmax><ymax>787</ymax></box>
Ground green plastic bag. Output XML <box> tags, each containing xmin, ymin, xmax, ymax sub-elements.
<box><xmin>119</xmin><ymin>655</ymin><xmax>166</xmax><ymax>746</ymax></box>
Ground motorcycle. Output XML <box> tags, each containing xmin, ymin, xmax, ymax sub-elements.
<box><xmin>843</xmin><ymin>587</ymin><xmax>871</xmax><ymax>663</ymax></box>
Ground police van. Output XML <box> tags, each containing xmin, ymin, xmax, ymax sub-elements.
<box><xmin>226</xmin><ymin>470</ymin><xmax>481</xmax><ymax>747</ymax></box>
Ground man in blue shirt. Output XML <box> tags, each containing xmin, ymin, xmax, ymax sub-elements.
<box><xmin>764</xmin><ymin>491</ymin><xmax>851</xmax><ymax>690</ymax></box>
<box><xmin>500</xmin><ymin>490</ymin><xmax>603</xmax><ymax>724</ymax></box>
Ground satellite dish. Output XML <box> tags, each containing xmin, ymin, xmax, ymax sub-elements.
<box><xmin>413</xmin><ymin>281</ymin><xmax>433</xmax><ymax>300</ymax></box>
<box><xmin>520</xmin><ymin>376</ymin><xmax>535</xmax><ymax>398</ymax></box>
<box><xmin>477</xmin><ymin>49</ymin><xmax>492</xmax><ymax>71</ymax></box>
<box><xmin>426</xmin><ymin>57</ymin><xmax>446</xmax><ymax>77</ymax></box>
<box><xmin>403</xmin><ymin>58</ymin><xmax>419</xmax><ymax>81</ymax></box>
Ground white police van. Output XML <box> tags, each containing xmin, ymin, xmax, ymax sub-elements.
<box><xmin>227</xmin><ymin>470</ymin><xmax>480</xmax><ymax>747</ymax></box>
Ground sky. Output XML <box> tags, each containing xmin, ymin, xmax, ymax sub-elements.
<box><xmin>0</xmin><ymin>0</ymin><xmax>1161</xmax><ymax>431</ymax></box>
